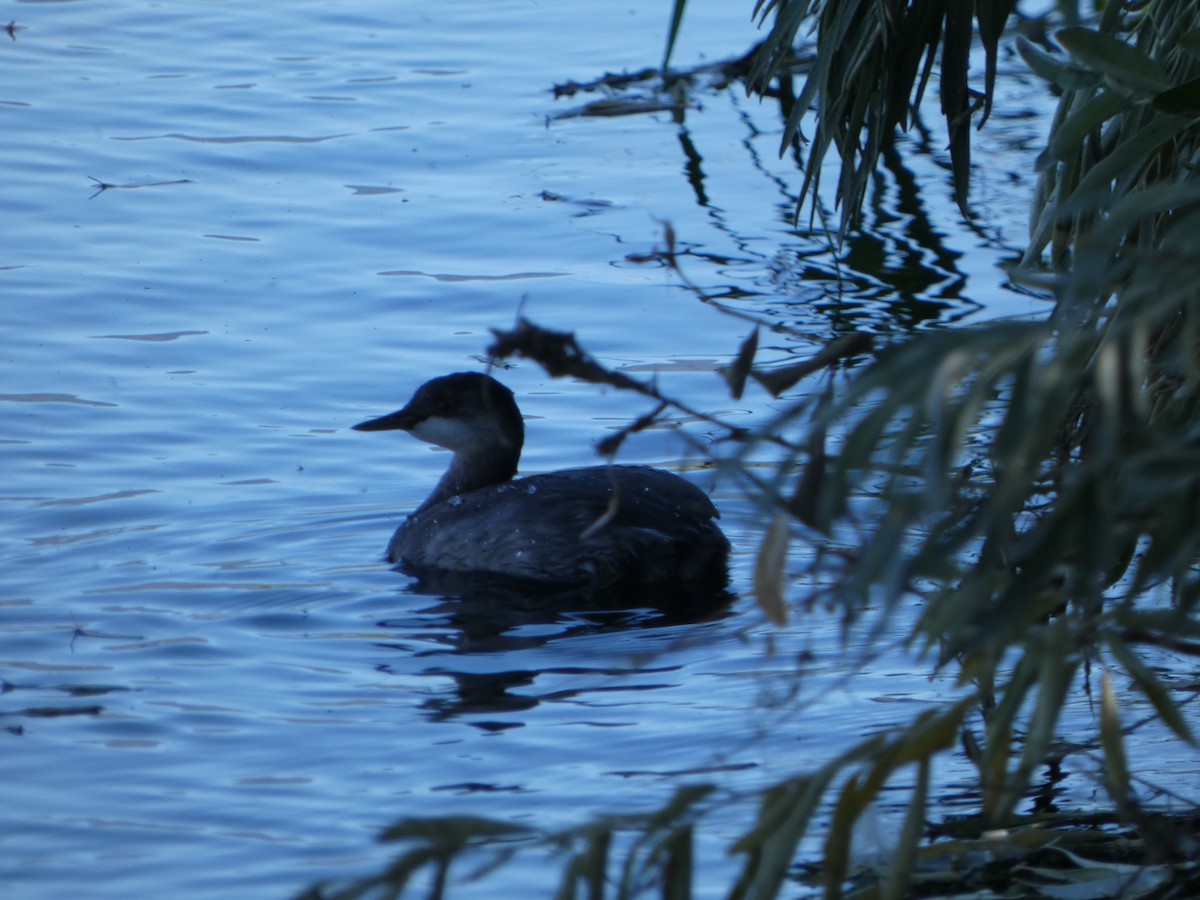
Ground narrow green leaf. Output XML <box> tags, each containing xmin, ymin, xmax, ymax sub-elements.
<box><xmin>661</xmin><ymin>825</ymin><xmax>693</xmax><ymax>900</ymax></box>
<box><xmin>1012</xmin><ymin>626</ymin><xmax>1076</xmax><ymax>810</ymax></box>
<box><xmin>1056</xmin><ymin>26</ymin><xmax>1170</xmax><ymax>93</ymax></box>
<box><xmin>1180</xmin><ymin>27</ymin><xmax>1200</xmax><ymax>58</ymax></box>
<box><xmin>661</xmin><ymin>0</ymin><xmax>687</xmax><ymax>73</ymax></box>
<box><xmin>1099</xmin><ymin>671</ymin><xmax>1131</xmax><ymax>799</ymax></box>
<box><xmin>1153</xmin><ymin>75</ymin><xmax>1200</xmax><ymax>115</ymax></box>
<box><xmin>980</xmin><ymin>650</ymin><xmax>1039</xmax><ymax>821</ymax></box>
<box><xmin>1097</xmin><ymin>0</ymin><xmax>1124</xmax><ymax>33</ymax></box>
<box><xmin>618</xmin><ymin>784</ymin><xmax>713</xmax><ymax>896</ymax></box>
<box><xmin>730</xmin><ymin>767</ymin><xmax>840</xmax><ymax>900</ymax></box>
<box><xmin>1040</xmin><ymin>90</ymin><xmax>1128</xmax><ymax>167</ymax></box>
<box><xmin>974</xmin><ymin>0</ymin><xmax>1017</xmax><ymax>124</ymax></box>
<box><xmin>894</xmin><ymin>698</ymin><xmax>975</xmax><ymax>765</ymax></box>
<box><xmin>1075</xmin><ymin>181</ymin><xmax>1200</xmax><ymax>254</ymax></box>
<box><xmin>1105</xmin><ymin>632</ymin><xmax>1195</xmax><ymax>745</ymax></box>
<box><xmin>753</xmin><ymin>512</ymin><xmax>791</xmax><ymax>625</ymax></box>
<box><xmin>942</xmin><ymin>0</ymin><xmax>973</xmax><ymax>212</ymax></box>
<box><xmin>788</xmin><ymin>425</ymin><xmax>826</xmax><ymax>530</ymax></box>
<box><xmin>882</xmin><ymin>758</ymin><xmax>929</xmax><ymax>900</ymax></box>
<box><xmin>823</xmin><ymin>772</ymin><xmax>865</xmax><ymax>899</ymax></box>
<box><xmin>1055</xmin><ymin>114</ymin><xmax>1193</xmax><ymax>217</ymax></box>
<box><xmin>555</xmin><ymin>826</ymin><xmax>609</xmax><ymax>900</ymax></box>
<box><xmin>1017</xmin><ymin>36</ymin><xmax>1101</xmax><ymax>91</ymax></box>
<box><xmin>747</xmin><ymin>0</ymin><xmax>813</xmax><ymax>95</ymax></box>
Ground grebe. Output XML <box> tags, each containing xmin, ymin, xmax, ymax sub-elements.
<box><xmin>353</xmin><ymin>372</ymin><xmax>729</xmax><ymax>591</ymax></box>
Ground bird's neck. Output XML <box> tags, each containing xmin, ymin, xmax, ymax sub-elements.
<box><xmin>418</xmin><ymin>449</ymin><xmax>519</xmax><ymax>512</ymax></box>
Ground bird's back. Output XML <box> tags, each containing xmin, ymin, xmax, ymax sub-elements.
<box><xmin>388</xmin><ymin>465</ymin><xmax>729</xmax><ymax>590</ymax></box>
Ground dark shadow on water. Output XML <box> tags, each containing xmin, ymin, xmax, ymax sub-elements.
<box><xmin>384</xmin><ymin>567</ymin><xmax>737</xmax><ymax>648</ymax></box>
<box><xmin>373</xmin><ymin>569</ymin><xmax>738</xmax><ymax>724</ymax></box>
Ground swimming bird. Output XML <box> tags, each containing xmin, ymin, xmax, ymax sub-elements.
<box><xmin>353</xmin><ymin>372</ymin><xmax>729</xmax><ymax>592</ymax></box>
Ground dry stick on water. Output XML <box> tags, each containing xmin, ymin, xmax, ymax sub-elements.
<box><xmin>487</xmin><ymin>237</ymin><xmax>873</xmax><ymax>459</ymax></box>
<box><xmin>487</xmin><ymin>317</ymin><xmax>752</xmax><ymax>454</ymax></box>
<box><xmin>750</xmin><ymin>333</ymin><xmax>876</xmax><ymax>397</ymax></box>
<box><xmin>595</xmin><ymin>401</ymin><xmax>670</xmax><ymax>459</ymax></box>
<box><xmin>724</xmin><ymin>327</ymin><xmax>759</xmax><ymax>400</ymax></box>
<box><xmin>488</xmin><ymin>226</ymin><xmax>874</xmax><ymax>515</ymax></box>
<box><xmin>88</xmin><ymin>176</ymin><xmax>193</xmax><ymax>199</ymax></box>
<box><xmin>652</xmin><ymin>220</ymin><xmax>876</xmax><ymax>389</ymax></box>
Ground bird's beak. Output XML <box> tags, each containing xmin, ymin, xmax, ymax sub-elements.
<box><xmin>352</xmin><ymin>408</ymin><xmax>419</xmax><ymax>432</ymax></box>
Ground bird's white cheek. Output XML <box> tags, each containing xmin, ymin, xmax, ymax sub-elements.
<box><xmin>411</xmin><ymin>416</ymin><xmax>479</xmax><ymax>451</ymax></box>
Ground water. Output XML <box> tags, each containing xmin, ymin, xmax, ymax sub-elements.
<box><xmin>0</xmin><ymin>2</ymin><xmax>1154</xmax><ymax>898</ymax></box>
